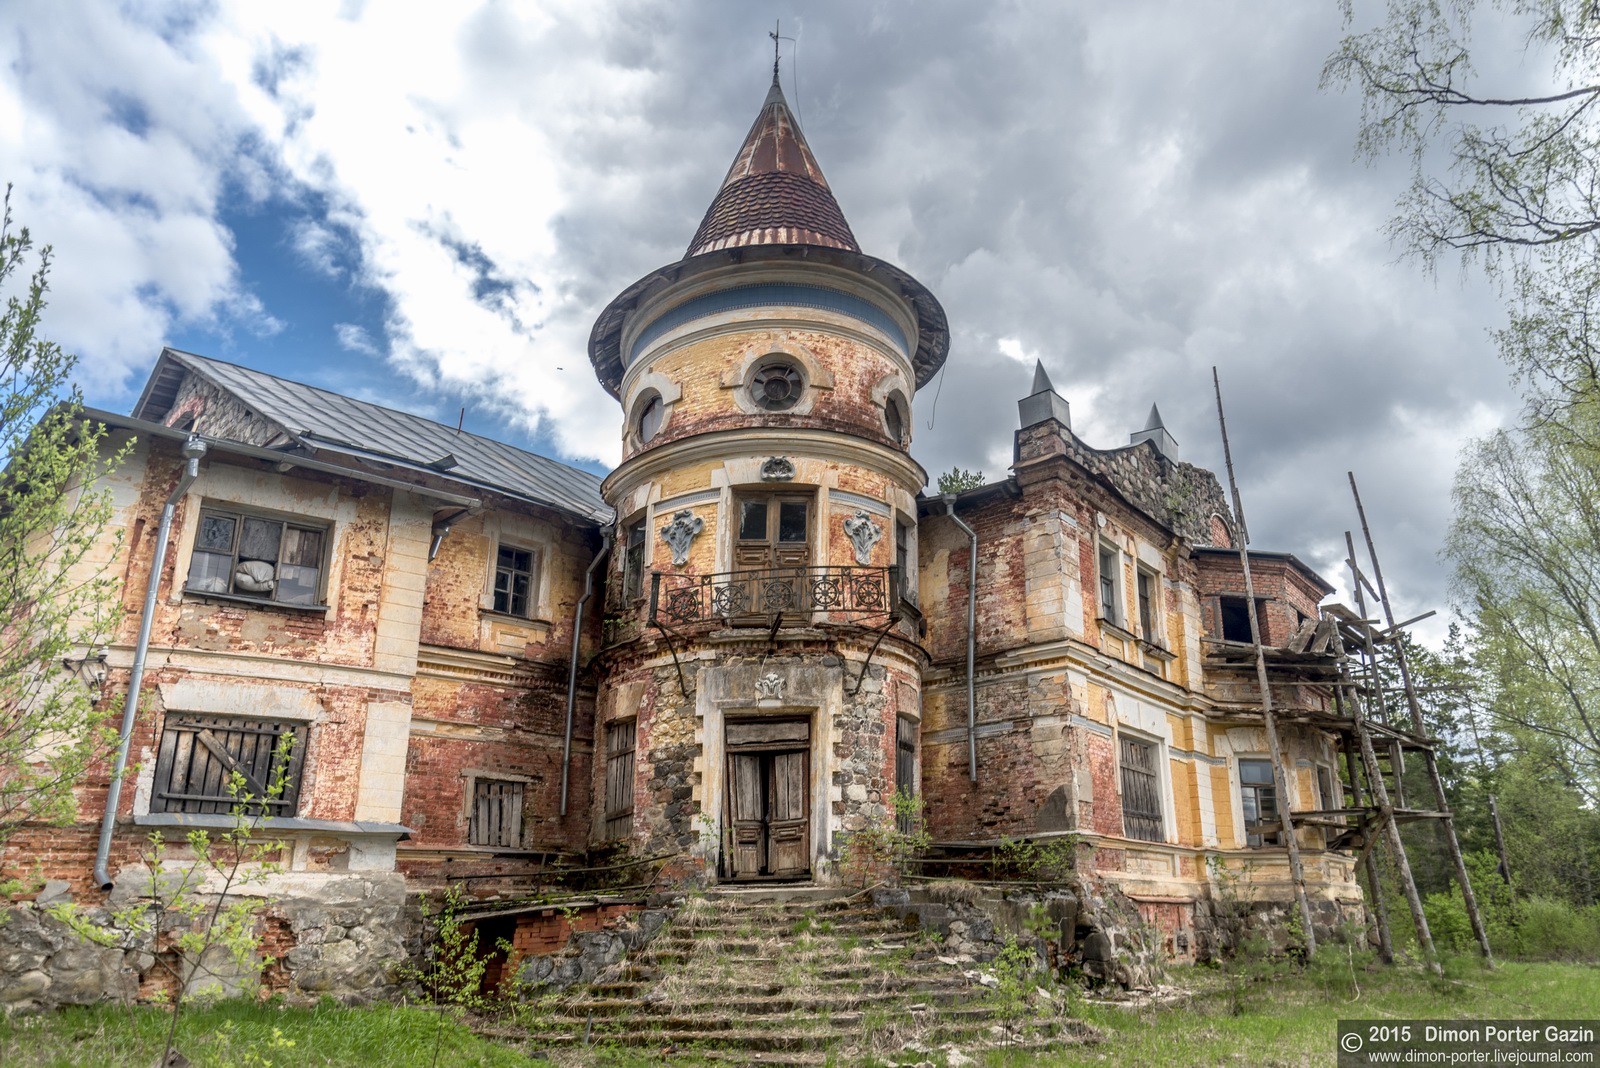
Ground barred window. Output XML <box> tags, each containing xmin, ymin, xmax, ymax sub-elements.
<box><xmin>1119</xmin><ymin>736</ymin><xmax>1164</xmax><ymax>842</ymax></box>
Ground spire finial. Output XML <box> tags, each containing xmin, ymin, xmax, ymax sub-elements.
<box><xmin>770</xmin><ymin>21</ymin><xmax>781</xmax><ymax>83</ymax></box>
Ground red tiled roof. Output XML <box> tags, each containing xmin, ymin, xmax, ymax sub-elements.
<box><xmin>686</xmin><ymin>78</ymin><xmax>859</xmax><ymax>257</ymax></box>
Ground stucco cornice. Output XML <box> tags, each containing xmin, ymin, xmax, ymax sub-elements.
<box><xmin>601</xmin><ymin>426</ymin><xmax>928</xmax><ymax>503</ymax></box>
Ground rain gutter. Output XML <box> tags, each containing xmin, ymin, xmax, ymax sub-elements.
<box><xmin>942</xmin><ymin>494</ymin><xmax>978</xmax><ymax>783</ymax></box>
<box><xmin>94</xmin><ymin>434</ymin><xmax>207</xmax><ymax>890</ymax></box>
<box><xmin>561</xmin><ymin>530</ymin><xmax>613</xmax><ymax>816</ymax></box>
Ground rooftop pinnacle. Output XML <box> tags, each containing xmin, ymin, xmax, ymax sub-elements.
<box><xmin>685</xmin><ymin>77</ymin><xmax>859</xmax><ymax>258</ymax></box>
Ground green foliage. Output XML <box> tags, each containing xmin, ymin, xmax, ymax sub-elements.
<box><xmin>995</xmin><ymin>834</ymin><xmax>1079</xmax><ymax>882</ymax></box>
<box><xmin>989</xmin><ymin>934</ymin><xmax>1042</xmax><ymax>1041</ymax></box>
<box><xmin>53</xmin><ymin>743</ymin><xmax>291</xmax><ymax>1067</ymax></box>
<box><xmin>403</xmin><ymin>885</ymin><xmax>493</xmax><ymax>1012</ymax></box>
<box><xmin>835</xmin><ymin>787</ymin><xmax>929</xmax><ymax>888</ymax></box>
<box><xmin>935</xmin><ymin>466</ymin><xmax>986</xmax><ymax>494</ymax></box>
<box><xmin>1327</xmin><ymin>6</ymin><xmax>1600</xmax><ymax>902</ymax></box>
<box><xmin>0</xmin><ymin>189</ymin><xmax>128</xmax><ymax>888</ymax></box>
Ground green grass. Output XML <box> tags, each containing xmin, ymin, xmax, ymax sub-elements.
<box><xmin>983</xmin><ymin>957</ymin><xmax>1600</xmax><ymax>1067</ymax></box>
<box><xmin>4</xmin><ymin>957</ymin><xmax>1592</xmax><ymax>1067</ymax></box>
<box><xmin>0</xmin><ymin>999</ymin><xmax>531</xmax><ymax>1068</ymax></box>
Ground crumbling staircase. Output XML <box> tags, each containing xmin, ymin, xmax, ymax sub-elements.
<box><xmin>529</xmin><ymin>887</ymin><xmax>1087</xmax><ymax>1065</ymax></box>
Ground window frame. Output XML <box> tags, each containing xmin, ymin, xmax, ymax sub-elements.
<box><xmin>635</xmin><ymin>390</ymin><xmax>665</xmax><ymax>444</ymax></box>
<box><xmin>467</xmin><ymin>777</ymin><xmax>526</xmax><ymax>849</ymax></box>
<box><xmin>151</xmin><ymin>713</ymin><xmax>308</xmax><ymax>816</ymax></box>
<box><xmin>732</xmin><ymin>490</ymin><xmax>813</xmax><ymax>569</ymax></box>
<box><xmin>1117</xmin><ymin>733</ymin><xmax>1165</xmax><ymax>843</ymax></box>
<box><xmin>621</xmin><ymin>519</ymin><xmax>647</xmax><ymax>603</ymax></box>
<box><xmin>749</xmin><ymin>359</ymin><xmax>807</xmax><ymax>412</ymax></box>
<box><xmin>1238</xmin><ymin>756</ymin><xmax>1281</xmax><ymax>848</ymax></box>
<box><xmin>491</xmin><ymin>541</ymin><xmax>539</xmax><ymax>619</ymax></box>
<box><xmin>603</xmin><ymin>719</ymin><xmax>637</xmax><ymax>841</ymax></box>
<box><xmin>1136</xmin><ymin>566</ymin><xmax>1160</xmax><ymax>645</ymax></box>
<box><xmin>1097</xmin><ymin>543</ymin><xmax>1123</xmax><ymax>627</ymax></box>
<box><xmin>183</xmin><ymin>504</ymin><xmax>331</xmax><ymax>609</ymax></box>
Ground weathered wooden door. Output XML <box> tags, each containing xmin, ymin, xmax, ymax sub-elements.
<box><xmin>734</xmin><ymin>495</ymin><xmax>811</xmax><ymax>570</ymax></box>
<box><xmin>724</xmin><ymin>718</ymin><xmax>811</xmax><ymax>881</ymax></box>
<box><xmin>766</xmin><ymin>750</ymin><xmax>809</xmax><ymax>877</ymax></box>
<box><xmin>728</xmin><ymin>752</ymin><xmax>766</xmax><ymax>878</ymax></box>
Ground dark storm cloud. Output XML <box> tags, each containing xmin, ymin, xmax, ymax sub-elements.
<box><xmin>524</xmin><ymin>1</ymin><xmax>1512</xmax><ymax>630</ymax></box>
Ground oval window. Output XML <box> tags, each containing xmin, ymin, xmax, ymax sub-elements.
<box><xmin>637</xmin><ymin>394</ymin><xmax>664</xmax><ymax>443</ymax></box>
<box><xmin>751</xmin><ymin>362</ymin><xmax>804</xmax><ymax>411</ymax></box>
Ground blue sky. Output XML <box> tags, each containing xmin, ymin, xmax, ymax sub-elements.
<box><xmin>0</xmin><ymin>1</ymin><xmax>1533</xmax><ymax>634</ymax></box>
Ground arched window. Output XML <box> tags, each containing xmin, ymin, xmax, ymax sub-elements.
<box><xmin>637</xmin><ymin>392</ymin><xmax>665</xmax><ymax>443</ymax></box>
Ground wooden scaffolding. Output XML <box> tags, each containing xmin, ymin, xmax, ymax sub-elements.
<box><xmin>1210</xmin><ymin>373</ymin><xmax>1490</xmax><ymax>969</ymax></box>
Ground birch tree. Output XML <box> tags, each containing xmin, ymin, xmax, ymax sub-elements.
<box><xmin>0</xmin><ymin>190</ymin><xmax>125</xmax><ymax>880</ymax></box>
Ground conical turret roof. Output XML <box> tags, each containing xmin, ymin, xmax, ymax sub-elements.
<box><xmin>685</xmin><ymin>76</ymin><xmax>859</xmax><ymax>257</ymax></box>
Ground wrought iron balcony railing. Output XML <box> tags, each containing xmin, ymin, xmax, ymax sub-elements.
<box><xmin>649</xmin><ymin>565</ymin><xmax>900</xmax><ymax>628</ymax></box>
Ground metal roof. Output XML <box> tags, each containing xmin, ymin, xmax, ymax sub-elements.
<box><xmin>686</xmin><ymin>76</ymin><xmax>858</xmax><ymax>257</ymax></box>
<box><xmin>133</xmin><ymin>348</ymin><xmax>612</xmax><ymax>525</ymax></box>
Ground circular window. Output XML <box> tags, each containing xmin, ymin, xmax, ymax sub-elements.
<box><xmin>884</xmin><ymin>397</ymin><xmax>906</xmax><ymax>443</ymax></box>
<box><xmin>751</xmin><ymin>361</ymin><xmax>804</xmax><ymax>411</ymax></box>
<box><xmin>637</xmin><ymin>393</ymin><xmax>664</xmax><ymax>443</ymax></box>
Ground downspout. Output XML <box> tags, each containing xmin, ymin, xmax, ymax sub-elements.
<box><xmin>942</xmin><ymin>495</ymin><xmax>978</xmax><ymax>783</ymax></box>
<box><xmin>94</xmin><ymin>434</ymin><xmax>207</xmax><ymax>891</ymax></box>
<box><xmin>560</xmin><ymin>529</ymin><xmax>613</xmax><ymax>816</ymax></box>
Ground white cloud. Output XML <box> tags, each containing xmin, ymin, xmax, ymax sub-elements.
<box><xmin>333</xmin><ymin>322</ymin><xmax>377</xmax><ymax>356</ymax></box>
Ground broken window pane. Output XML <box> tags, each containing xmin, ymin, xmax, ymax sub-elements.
<box><xmin>739</xmin><ymin>499</ymin><xmax>768</xmax><ymax>541</ymax></box>
<box><xmin>778</xmin><ymin>501</ymin><xmax>807</xmax><ymax>543</ymax></box>
<box><xmin>238</xmin><ymin>517</ymin><xmax>283</xmax><ymax>563</ymax></box>
<box><xmin>197</xmin><ymin>515</ymin><xmax>236</xmax><ymax>552</ymax></box>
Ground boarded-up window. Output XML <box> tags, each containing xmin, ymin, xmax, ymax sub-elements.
<box><xmin>152</xmin><ymin>714</ymin><xmax>306</xmax><ymax>815</ymax></box>
<box><xmin>895</xmin><ymin>715</ymin><xmax>918</xmax><ymax>834</ymax></box>
<box><xmin>469</xmin><ymin>779</ymin><xmax>524</xmax><ymax>848</ymax></box>
<box><xmin>1119</xmin><ymin>736</ymin><xmax>1163</xmax><ymax>842</ymax></box>
<box><xmin>604</xmin><ymin>720</ymin><xmax>636</xmax><ymax>840</ymax></box>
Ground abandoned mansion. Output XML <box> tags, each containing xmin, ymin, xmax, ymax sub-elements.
<box><xmin>2</xmin><ymin>73</ymin><xmax>1367</xmax><ymax>1001</ymax></box>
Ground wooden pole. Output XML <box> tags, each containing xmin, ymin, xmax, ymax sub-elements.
<box><xmin>1344</xmin><ymin>532</ymin><xmax>1438</xmax><ymax>971</ymax></box>
<box><xmin>1338</xmin><ymin>702</ymin><xmax>1394</xmax><ymax>963</ymax></box>
<box><xmin>1212</xmin><ymin>368</ymin><xmax>1318</xmax><ymax>956</ymax></box>
<box><xmin>1349</xmin><ymin>473</ymin><xmax>1494</xmax><ymax>965</ymax></box>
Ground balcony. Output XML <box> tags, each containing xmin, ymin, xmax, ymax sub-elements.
<box><xmin>649</xmin><ymin>565</ymin><xmax>900</xmax><ymax>629</ymax></box>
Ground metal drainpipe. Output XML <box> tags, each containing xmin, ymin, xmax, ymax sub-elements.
<box><xmin>560</xmin><ymin>529</ymin><xmax>613</xmax><ymax>816</ymax></box>
<box><xmin>94</xmin><ymin>434</ymin><xmax>207</xmax><ymax>891</ymax></box>
<box><xmin>942</xmin><ymin>495</ymin><xmax>978</xmax><ymax>783</ymax></box>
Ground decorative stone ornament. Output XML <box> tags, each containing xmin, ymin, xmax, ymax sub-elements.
<box><xmin>842</xmin><ymin>511</ymin><xmax>883</xmax><ymax>565</ymax></box>
<box><xmin>756</xmin><ymin>672</ymin><xmax>785</xmax><ymax>700</ymax></box>
<box><xmin>658</xmin><ymin>509</ymin><xmax>704</xmax><ymax>566</ymax></box>
<box><xmin>760</xmin><ymin>456</ymin><xmax>796</xmax><ymax>481</ymax></box>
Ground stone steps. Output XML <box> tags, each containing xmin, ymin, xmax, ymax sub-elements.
<box><xmin>517</xmin><ymin>891</ymin><xmax>1081</xmax><ymax>1063</ymax></box>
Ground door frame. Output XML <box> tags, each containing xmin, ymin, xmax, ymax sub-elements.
<box><xmin>724</xmin><ymin>727</ymin><xmax>811</xmax><ymax>881</ymax></box>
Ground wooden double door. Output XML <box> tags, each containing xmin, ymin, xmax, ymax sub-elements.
<box><xmin>726</xmin><ymin>718</ymin><xmax>811</xmax><ymax>881</ymax></box>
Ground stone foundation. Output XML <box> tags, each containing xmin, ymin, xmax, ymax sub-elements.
<box><xmin>0</xmin><ymin>872</ymin><xmax>412</xmax><ymax>1014</ymax></box>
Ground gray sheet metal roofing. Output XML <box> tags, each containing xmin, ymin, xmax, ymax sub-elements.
<box><xmin>133</xmin><ymin>348</ymin><xmax>612</xmax><ymax>524</ymax></box>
